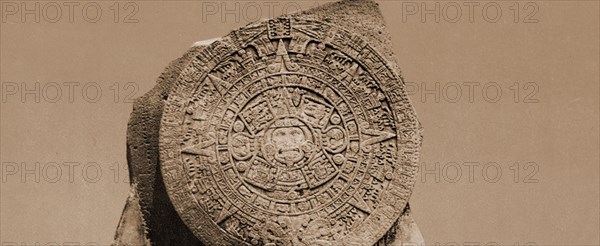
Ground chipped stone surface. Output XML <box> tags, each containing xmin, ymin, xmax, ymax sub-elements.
<box><xmin>114</xmin><ymin>185</ymin><xmax>151</xmax><ymax>246</ymax></box>
<box><xmin>115</xmin><ymin>0</ymin><xmax>423</xmax><ymax>245</ymax></box>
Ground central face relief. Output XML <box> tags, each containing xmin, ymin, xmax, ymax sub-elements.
<box><xmin>271</xmin><ymin>126</ymin><xmax>305</xmax><ymax>164</ymax></box>
<box><xmin>263</xmin><ymin>118</ymin><xmax>314</xmax><ymax>167</ymax></box>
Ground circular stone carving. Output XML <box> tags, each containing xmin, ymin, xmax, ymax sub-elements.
<box><xmin>159</xmin><ymin>17</ymin><xmax>421</xmax><ymax>246</ymax></box>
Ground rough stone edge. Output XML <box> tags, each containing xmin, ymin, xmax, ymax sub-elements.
<box><xmin>114</xmin><ymin>45</ymin><xmax>207</xmax><ymax>245</ymax></box>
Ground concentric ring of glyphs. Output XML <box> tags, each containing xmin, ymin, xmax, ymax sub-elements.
<box><xmin>159</xmin><ymin>17</ymin><xmax>421</xmax><ymax>246</ymax></box>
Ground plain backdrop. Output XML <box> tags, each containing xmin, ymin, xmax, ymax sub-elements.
<box><xmin>1</xmin><ymin>0</ymin><xmax>598</xmax><ymax>245</ymax></box>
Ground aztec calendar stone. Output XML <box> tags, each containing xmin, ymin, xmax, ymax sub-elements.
<box><xmin>159</xmin><ymin>16</ymin><xmax>421</xmax><ymax>246</ymax></box>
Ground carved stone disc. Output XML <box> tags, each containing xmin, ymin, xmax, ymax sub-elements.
<box><xmin>159</xmin><ymin>17</ymin><xmax>421</xmax><ymax>246</ymax></box>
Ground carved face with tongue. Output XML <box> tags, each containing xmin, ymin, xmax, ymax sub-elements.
<box><xmin>263</xmin><ymin>117</ymin><xmax>314</xmax><ymax>168</ymax></box>
<box><xmin>272</xmin><ymin>126</ymin><xmax>305</xmax><ymax>164</ymax></box>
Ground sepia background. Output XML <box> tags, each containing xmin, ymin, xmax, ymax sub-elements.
<box><xmin>1</xmin><ymin>0</ymin><xmax>598</xmax><ymax>245</ymax></box>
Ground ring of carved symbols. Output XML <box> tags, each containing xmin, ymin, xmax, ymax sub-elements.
<box><xmin>159</xmin><ymin>17</ymin><xmax>421</xmax><ymax>246</ymax></box>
